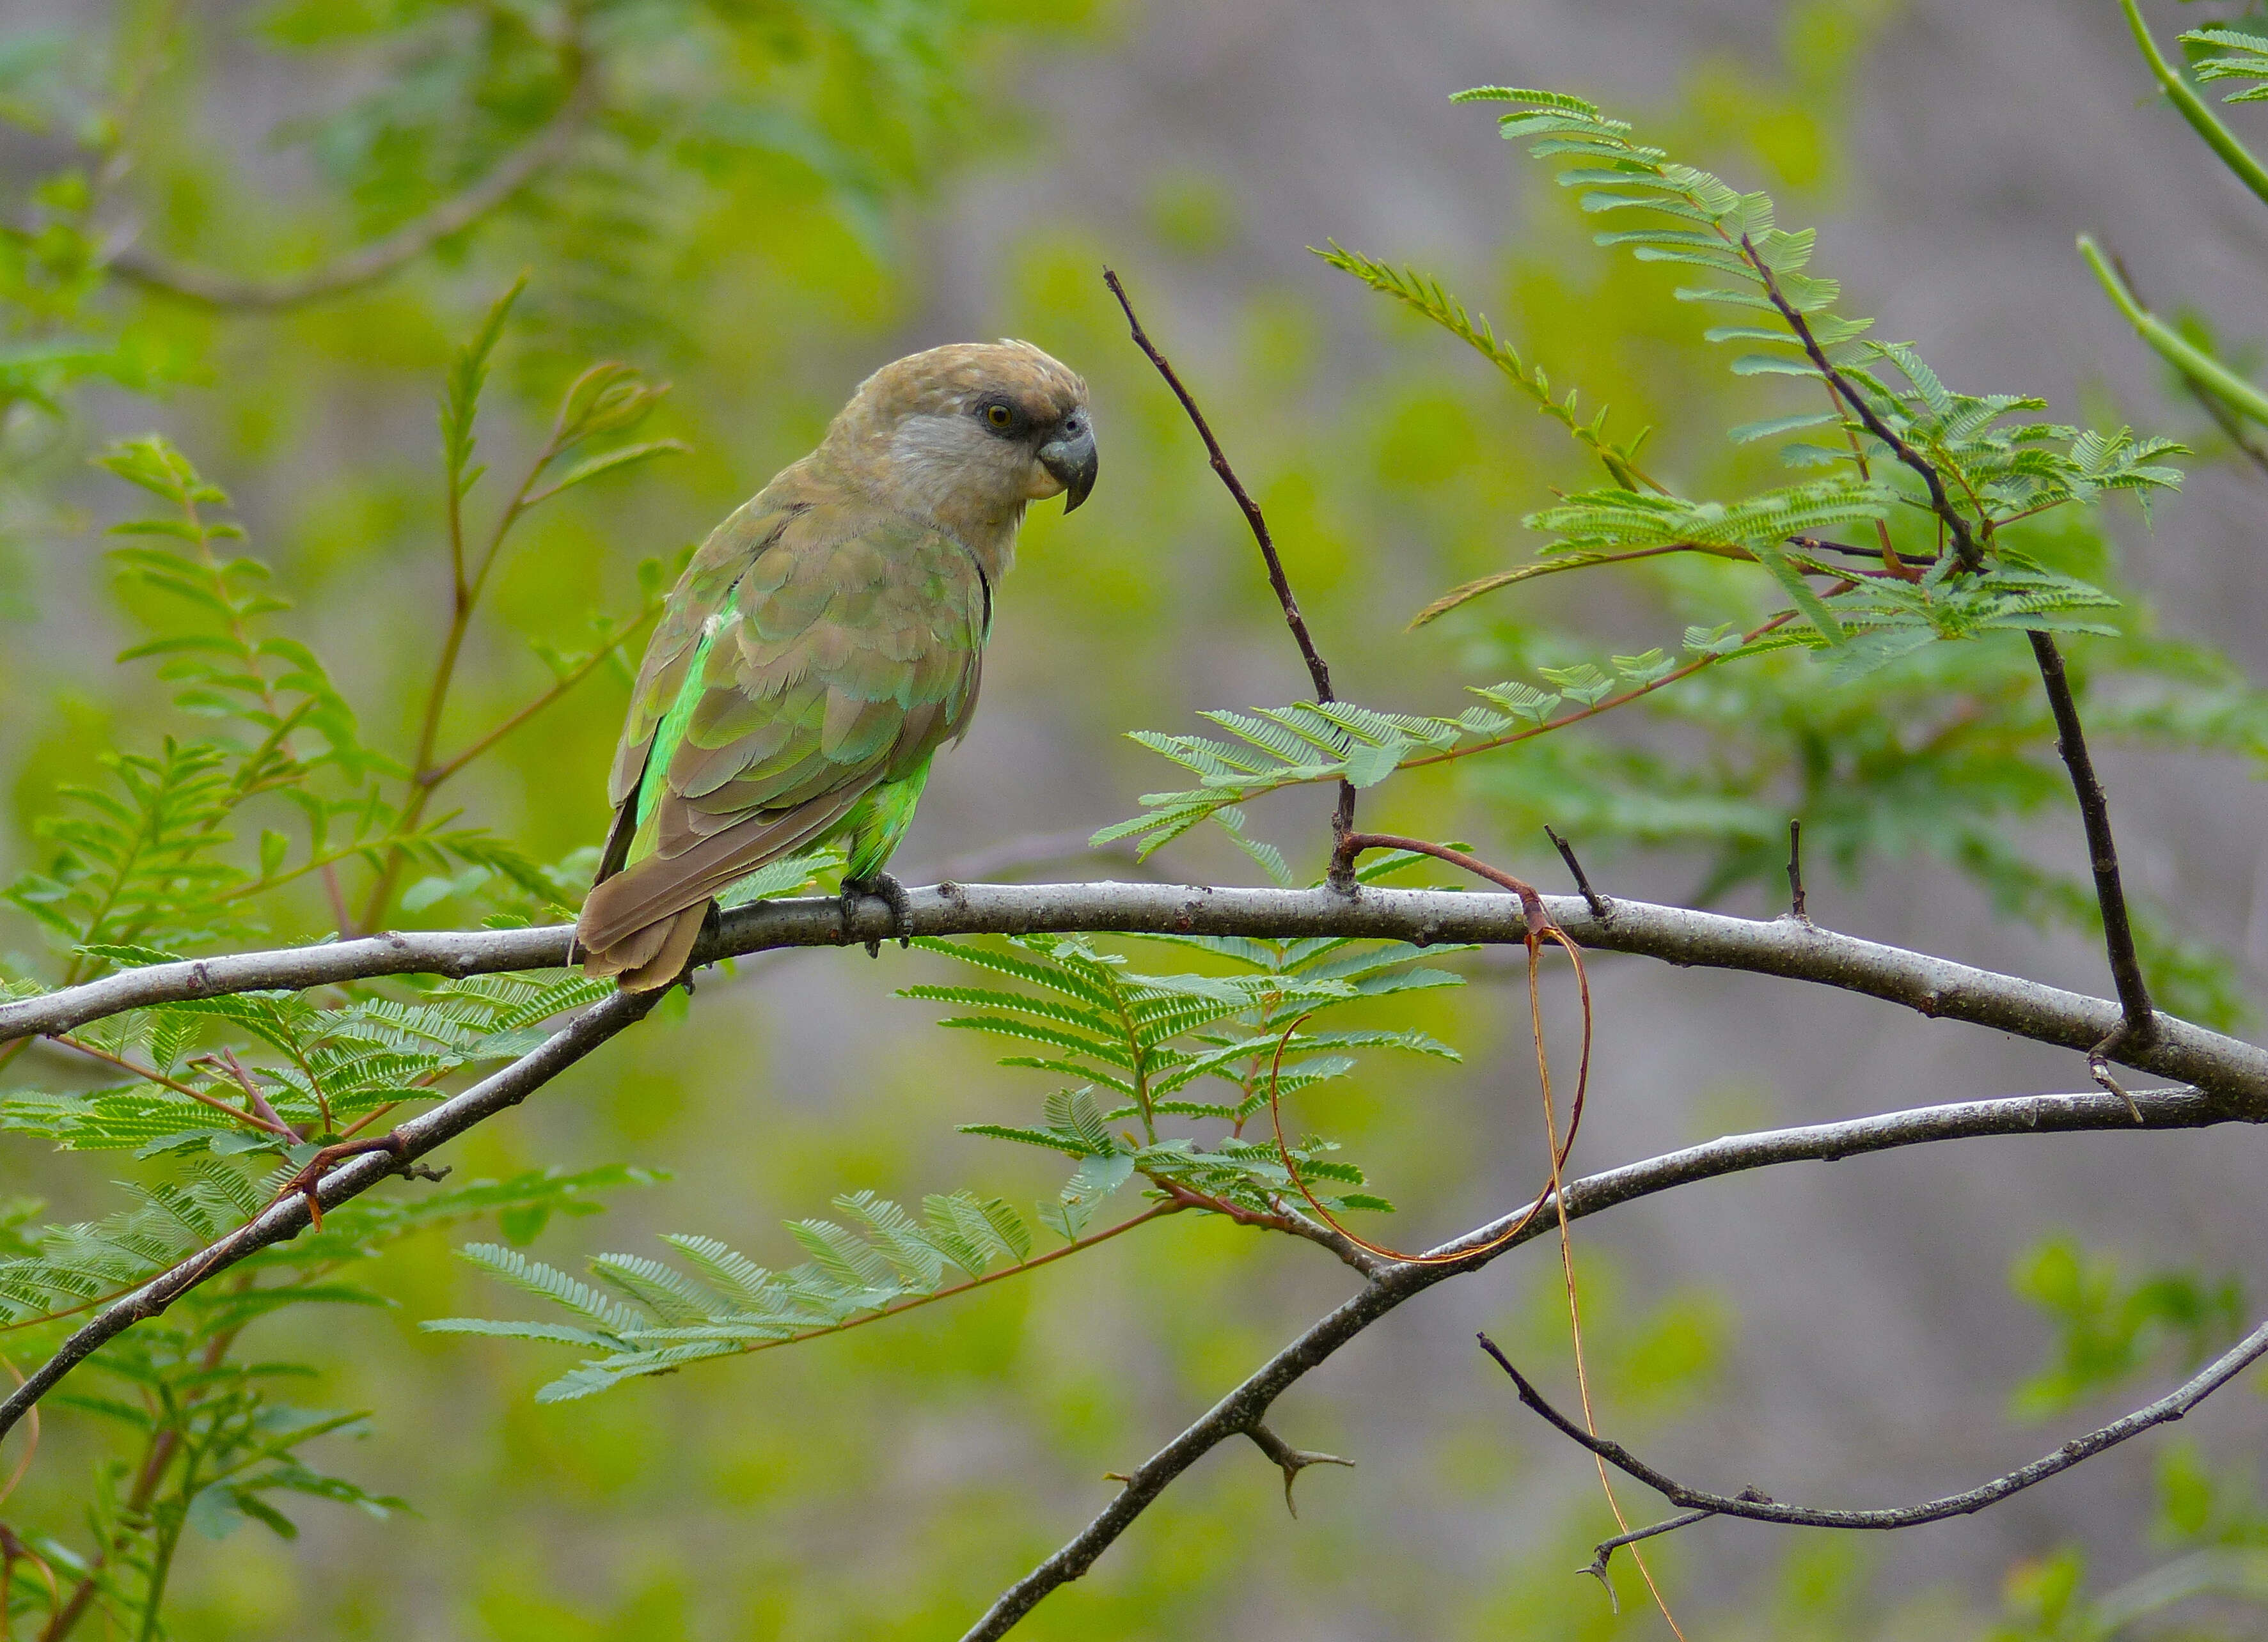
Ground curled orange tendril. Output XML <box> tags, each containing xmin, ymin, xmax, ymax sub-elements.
<box><xmin>1263</xmin><ymin>836</ymin><xmax>1685</xmax><ymax>1635</ymax></box>
<box><xmin>1261</xmin><ymin>921</ymin><xmax>1591</xmax><ymax>1265</ymax></box>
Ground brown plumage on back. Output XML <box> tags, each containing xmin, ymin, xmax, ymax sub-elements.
<box><xmin>576</xmin><ymin>341</ymin><xmax>1097</xmax><ymax>989</ymax></box>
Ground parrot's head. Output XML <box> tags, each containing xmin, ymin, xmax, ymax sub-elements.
<box><xmin>827</xmin><ymin>340</ymin><xmax>1096</xmax><ymax>543</ymax></box>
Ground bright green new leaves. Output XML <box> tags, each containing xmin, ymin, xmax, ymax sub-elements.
<box><xmin>1525</xmin><ymin>480</ymin><xmax>1893</xmax><ymax>555</ymax></box>
<box><xmin>0</xmin><ymin>1162</ymin><xmax>645</xmax><ymax>1633</ymax></box>
<box><xmin>0</xmin><ymin>1160</ymin><xmax>271</xmax><ymax>1324</ymax></box>
<box><xmin>2</xmin><ymin>969</ymin><xmax>615</xmax><ymax>1164</ymax></box>
<box><xmin>1457</xmin><ymin>86</ymin><xmax>2181</xmax><ymax>582</ymax></box>
<box><xmin>924</xmin><ymin>929</ymin><xmax>1453</xmax><ymax>1217</ymax></box>
<box><xmin>5</xmin><ymin>437</ymin><xmax>561</xmax><ymax>963</ymax></box>
<box><xmin>2189</xmin><ymin>24</ymin><xmax>2268</xmax><ymax>104</ymax></box>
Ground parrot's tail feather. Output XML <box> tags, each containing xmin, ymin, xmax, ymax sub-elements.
<box><xmin>599</xmin><ymin>905</ymin><xmax>708</xmax><ymax>992</ymax></box>
<box><xmin>578</xmin><ymin>907</ymin><xmax>676</xmax><ymax>980</ymax></box>
<box><xmin>574</xmin><ymin>788</ymin><xmax>867</xmax><ymax>986</ymax></box>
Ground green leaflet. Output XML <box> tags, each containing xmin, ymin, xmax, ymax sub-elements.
<box><xmin>1098</xmin><ymin>641</ymin><xmax>1763</xmax><ymax>864</ymax></box>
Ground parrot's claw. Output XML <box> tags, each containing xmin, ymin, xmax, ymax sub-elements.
<box><xmin>267</xmin><ymin>1130</ymin><xmax>425</xmax><ymax>1233</ymax></box>
<box><xmin>841</xmin><ymin>872</ymin><xmax>912</xmax><ymax>957</ymax></box>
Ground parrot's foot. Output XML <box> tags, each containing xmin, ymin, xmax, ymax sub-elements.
<box><xmin>841</xmin><ymin>872</ymin><xmax>912</xmax><ymax>957</ymax></box>
<box><xmin>266</xmin><ymin>1130</ymin><xmax>448</xmax><ymax>1232</ymax></box>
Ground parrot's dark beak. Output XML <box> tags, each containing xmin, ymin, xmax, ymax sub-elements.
<box><xmin>1039</xmin><ymin>419</ymin><xmax>1098</xmax><ymax>513</ymax></box>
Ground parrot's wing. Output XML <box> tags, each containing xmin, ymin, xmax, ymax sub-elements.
<box><xmin>577</xmin><ymin>494</ymin><xmax>986</xmax><ymax>961</ymax></box>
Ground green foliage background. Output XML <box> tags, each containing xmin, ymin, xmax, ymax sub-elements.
<box><xmin>3</xmin><ymin>0</ymin><xmax>2266</xmax><ymax>1636</ymax></box>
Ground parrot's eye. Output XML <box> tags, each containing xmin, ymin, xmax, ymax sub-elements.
<box><xmin>983</xmin><ymin>402</ymin><xmax>1015</xmax><ymax>430</ymax></box>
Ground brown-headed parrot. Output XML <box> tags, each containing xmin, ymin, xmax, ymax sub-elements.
<box><xmin>574</xmin><ymin>341</ymin><xmax>1096</xmax><ymax>989</ymax></box>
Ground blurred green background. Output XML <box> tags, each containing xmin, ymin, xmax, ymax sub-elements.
<box><xmin>6</xmin><ymin>0</ymin><xmax>2268</xmax><ymax>1636</ymax></box>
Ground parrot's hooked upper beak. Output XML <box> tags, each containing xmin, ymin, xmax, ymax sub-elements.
<box><xmin>1038</xmin><ymin>412</ymin><xmax>1098</xmax><ymax>513</ymax></box>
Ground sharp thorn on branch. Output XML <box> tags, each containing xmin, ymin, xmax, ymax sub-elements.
<box><xmin>1243</xmin><ymin>1420</ymin><xmax>1355</xmax><ymax>1518</ymax></box>
<box><xmin>2090</xmin><ymin>1041</ymin><xmax>2148</xmax><ymax>1124</ymax></box>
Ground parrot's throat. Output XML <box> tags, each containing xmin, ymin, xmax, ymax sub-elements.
<box><xmin>854</xmin><ymin>416</ymin><xmax>1027</xmax><ymax>581</ymax></box>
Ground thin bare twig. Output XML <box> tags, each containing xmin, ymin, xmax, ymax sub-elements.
<box><xmin>1580</xmin><ymin>1511</ymin><xmax>1714</xmax><ymax>1603</ymax></box>
<box><xmin>1543</xmin><ymin>826</ymin><xmax>1610</xmax><ymax>920</ymax></box>
<box><xmin>1478</xmin><ymin>1318</ymin><xmax>2268</xmax><ymax>1547</ymax></box>
<box><xmin>2029</xmin><ymin>631</ymin><xmax>2158</xmax><ymax>1084</ymax></box>
<box><xmin>418</xmin><ymin>600</ymin><xmax>664</xmax><ymax>790</ymax></box>
<box><xmin>109</xmin><ymin>58</ymin><xmax>595</xmax><ymax>311</ymax></box>
<box><xmin>1786</xmin><ymin>818</ymin><xmax>1808</xmax><ymax>920</ymax></box>
<box><xmin>1101</xmin><ymin>267</ymin><xmax>1360</xmax><ymax>864</ymax></box>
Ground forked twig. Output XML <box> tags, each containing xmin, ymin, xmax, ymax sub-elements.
<box><xmin>1243</xmin><ymin>1421</ymin><xmax>1355</xmax><ymax>1517</ymax></box>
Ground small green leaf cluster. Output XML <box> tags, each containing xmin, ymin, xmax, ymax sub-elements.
<box><xmin>426</xmin><ymin>1190</ymin><xmax>1041</xmax><ymax>1403</ymax></box>
<box><xmin>0</xmin><ymin>1164</ymin><xmax>647</xmax><ymax>1634</ymax></box>
<box><xmin>2188</xmin><ymin>24</ymin><xmax>2268</xmax><ymax>102</ymax></box>
<box><xmin>0</xmin><ymin>294</ymin><xmax>701</xmax><ymax>1634</ymax></box>
<box><xmin>1461</xmin><ymin>88</ymin><xmax>2182</xmax><ymax>545</ymax></box>
<box><xmin>435</xmin><ymin>919</ymin><xmax>1463</xmax><ymax>1397</ymax></box>
<box><xmin>925</xmin><ymin>928</ymin><xmax>1453</xmax><ymax>1210</ymax></box>
<box><xmin>1316</xmin><ymin>244</ymin><xmax>1656</xmax><ymax>488</ymax></box>
<box><xmin>1098</xmin><ymin>647</ymin><xmax>1728</xmax><ymax>862</ymax></box>
<box><xmin>2</xmin><ymin>969</ymin><xmax>615</xmax><ymax>1164</ymax></box>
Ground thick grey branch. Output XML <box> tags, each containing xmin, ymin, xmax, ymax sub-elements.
<box><xmin>957</xmin><ymin>1079</ymin><xmax>2256</xmax><ymax>1639</ymax></box>
<box><xmin>1481</xmin><ymin>1313</ymin><xmax>2268</xmax><ymax>1529</ymax></box>
<box><xmin>4</xmin><ymin>882</ymin><xmax>2259</xmax><ymax>1100</ymax></box>
<box><xmin>0</xmin><ymin>987</ymin><xmax>657</xmax><ymax>1444</ymax></box>
<box><xmin>107</xmin><ymin>60</ymin><xmax>594</xmax><ymax>311</ymax></box>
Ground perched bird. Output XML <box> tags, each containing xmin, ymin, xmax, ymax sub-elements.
<box><xmin>574</xmin><ymin>341</ymin><xmax>1097</xmax><ymax>990</ymax></box>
